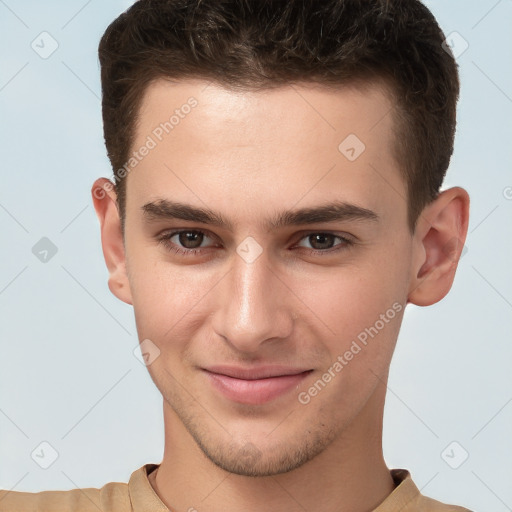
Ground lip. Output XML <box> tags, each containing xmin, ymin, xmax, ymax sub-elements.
<box><xmin>203</xmin><ymin>366</ymin><xmax>313</xmax><ymax>405</ymax></box>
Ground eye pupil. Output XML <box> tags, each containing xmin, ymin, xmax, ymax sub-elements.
<box><xmin>179</xmin><ymin>231</ymin><xmax>203</xmax><ymax>248</ymax></box>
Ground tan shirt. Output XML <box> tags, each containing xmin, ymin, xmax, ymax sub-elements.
<box><xmin>0</xmin><ymin>464</ymin><xmax>472</xmax><ymax>511</ymax></box>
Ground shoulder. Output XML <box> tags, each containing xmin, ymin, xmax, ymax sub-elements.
<box><xmin>0</xmin><ymin>477</ymin><xmax>130</xmax><ymax>512</ymax></box>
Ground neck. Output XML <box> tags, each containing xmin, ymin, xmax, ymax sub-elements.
<box><xmin>149</xmin><ymin>383</ymin><xmax>395</xmax><ymax>512</ymax></box>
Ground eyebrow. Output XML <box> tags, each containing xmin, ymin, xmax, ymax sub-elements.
<box><xmin>141</xmin><ymin>199</ymin><xmax>379</xmax><ymax>231</ymax></box>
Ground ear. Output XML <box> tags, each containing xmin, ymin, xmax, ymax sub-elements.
<box><xmin>91</xmin><ymin>178</ymin><xmax>133</xmax><ymax>305</ymax></box>
<box><xmin>408</xmin><ymin>186</ymin><xmax>470</xmax><ymax>306</ymax></box>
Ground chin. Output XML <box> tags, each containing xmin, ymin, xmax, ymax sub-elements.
<box><xmin>189</xmin><ymin>423</ymin><xmax>339</xmax><ymax>477</ymax></box>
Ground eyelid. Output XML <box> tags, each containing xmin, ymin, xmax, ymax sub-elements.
<box><xmin>292</xmin><ymin>229</ymin><xmax>355</xmax><ymax>243</ymax></box>
<box><xmin>164</xmin><ymin>229</ymin><xmax>220</xmax><ymax>249</ymax></box>
<box><xmin>158</xmin><ymin>227</ymin><xmax>218</xmax><ymax>243</ymax></box>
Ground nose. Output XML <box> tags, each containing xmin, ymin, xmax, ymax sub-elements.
<box><xmin>211</xmin><ymin>247</ymin><xmax>295</xmax><ymax>354</ymax></box>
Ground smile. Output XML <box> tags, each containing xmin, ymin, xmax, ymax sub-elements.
<box><xmin>202</xmin><ymin>366</ymin><xmax>313</xmax><ymax>405</ymax></box>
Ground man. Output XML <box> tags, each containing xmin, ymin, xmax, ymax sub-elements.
<box><xmin>0</xmin><ymin>0</ymin><xmax>473</xmax><ymax>510</ymax></box>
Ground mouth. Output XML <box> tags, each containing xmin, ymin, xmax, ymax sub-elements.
<box><xmin>202</xmin><ymin>365</ymin><xmax>313</xmax><ymax>405</ymax></box>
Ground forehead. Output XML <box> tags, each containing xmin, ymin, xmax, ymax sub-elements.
<box><xmin>136</xmin><ymin>77</ymin><xmax>395</xmax><ymax>148</ymax></box>
<box><xmin>127</xmin><ymin>78</ymin><xmax>405</xmax><ymax>227</ymax></box>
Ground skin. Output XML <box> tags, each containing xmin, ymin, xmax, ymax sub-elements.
<box><xmin>92</xmin><ymin>79</ymin><xmax>469</xmax><ymax>512</ymax></box>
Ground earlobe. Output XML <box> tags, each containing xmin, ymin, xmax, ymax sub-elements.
<box><xmin>408</xmin><ymin>187</ymin><xmax>470</xmax><ymax>307</ymax></box>
<box><xmin>91</xmin><ymin>178</ymin><xmax>133</xmax><ymax>306</ymax></box>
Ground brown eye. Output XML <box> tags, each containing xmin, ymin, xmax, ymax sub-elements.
<box><xmin>296</xmin><ymin>233</ymin><xmax>351</xmax><ymax>252</ymax></box>
<box><xmin>176</xmin><ymin>231</ymin><xmax>205</xmax><ymax>249</ymax></box>
<box><xmin>158</xmin><ymin>229</ymin><xmax>217</xmax><ymax>256</ymax></box>
<box><xmin>308</xmin><ymin>233</ymin><xmax>336</xmax><ymax>250</ymax></box>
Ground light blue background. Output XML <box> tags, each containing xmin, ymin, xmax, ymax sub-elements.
<box><xmin>1</xmin><ymin>1</ymin><xmax>511</xmax><ymax>511</ymax></box>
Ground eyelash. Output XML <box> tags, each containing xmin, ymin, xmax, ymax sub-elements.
<box><xmin>157</xmin><ymin>229</ymin><xmax>354</xmax><ymax>257</ymax></box>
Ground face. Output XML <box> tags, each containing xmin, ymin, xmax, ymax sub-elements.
<box><xmin>114</xmin><ymin>79</ymin><xmax>415</xmax><ymax>476</ymax></box>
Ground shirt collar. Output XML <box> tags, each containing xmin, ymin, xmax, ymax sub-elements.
<box><xmin>129</xmin><ymin>463</ymin><xmax>169</xmax><ymax>511</ymax></box>
<box><xmin>129</xmin><ymin>464</ymin><xmax>421</xmax><ymax>512</ymax></box>
<box><xmin>372</xmin><ymin>469</ymin><xmax>422</xmax><ymax>511</ymax></box>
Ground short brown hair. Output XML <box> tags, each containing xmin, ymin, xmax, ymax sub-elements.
<box><xmin>98</xmin><ymin>0</ymin><xmax>459</xmax><ymax>233</ymax></box>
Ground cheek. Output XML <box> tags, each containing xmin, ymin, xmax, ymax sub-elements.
<box><xmin>300</xmin><ymin>273</ymin><xmax>404</xmax><ymax>416</ymax></box>
<box><xmin>292</xmin><ymin>249</ymin><xmax>408</xmax><ymax>398</ymax></box>
<box><xmin>128</xmin><ymin>254</ymin><xmax>216</xmax><ymax>342</ymax></box>
<box><xmin>295</xmin><ymin>259</ymin><xmax>405</xmax><ymax>341</ymax></box>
